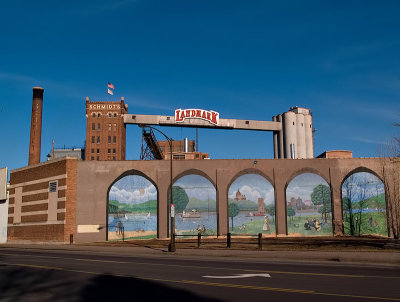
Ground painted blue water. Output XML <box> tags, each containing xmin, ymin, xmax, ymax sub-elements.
<box><xmin>108</xmin><ymin>214</ymin><xmax>157</xmax><ymax>232</ymax></box>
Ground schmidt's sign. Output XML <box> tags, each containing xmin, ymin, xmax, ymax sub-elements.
<box><xmin>175</xmin><ymin>109</ymin><xmax>219</xmax><ymax>126</ymax></box>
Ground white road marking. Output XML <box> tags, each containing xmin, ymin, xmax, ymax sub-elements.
<box><xmin>202</xmin><ymin>273</ymin><xmax>271</xmax><ymax>279</ymax></box>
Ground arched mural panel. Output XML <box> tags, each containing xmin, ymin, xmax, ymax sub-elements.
<box><xmin>228</xmin><ymin>174</ymin><xmax>275</xmax><ymax>236</ymax></box>
<box><xmin>108</xmin><ymin>174</ymin><xmax>158</xmax><ymax>240</ymax></box>
<box><xmin>286</xmin><ymin>173</ymin><xmax>333</xmax><ymax>236</ymax></box>
<box><xmin>342</xmin><ymin>172</ymin><xmax>387</xmax><ymax>237</ymax></box>
<box><xmin>171</xmin><ymin>174</ymin><xmax>217</xmax><ymax>236</ymax></box>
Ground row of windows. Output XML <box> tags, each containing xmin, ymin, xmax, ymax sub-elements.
<box><xmin>91</xmin><ymin>112</ymin><xmax>119</xmax><ymax>118</ymax></box>
<box><xmin>91</xmin><ymin>123</ymin><xmax>118</xmax><ymax>131</ymax></box>
<box><xmin>91</xmin><ymin>136</ymin><xmax>117</xmax><ymax>144</ymax></box>
<box><xmin>90</xmin><ymin>156</ymin><xmax>116</xmax><ymax>160</ymax></box>
<box><xmin>91</xmin><ymin>148</ymin><xmax>117</xmax><ymax>154</ymax></box>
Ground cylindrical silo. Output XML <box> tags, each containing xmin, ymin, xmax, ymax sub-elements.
<box><xmin>184</xmin><ymin>137</ymin><xmax>189</xmax><ymax>153</ymax></box>
<box><xmin>296</xmin><ymin>113</ymin><xmax>306</xmax><ymax>159</ymax></box>
<box><xmin>305</xmin><ymin>114</ymin><xmax>313</xmax><ymax>158</ymax></box>
<box><xmin>277</xmin><ymin>114</ymin><xmax>284</xmax><ymax>158</ymax></box>
<box><xmin>283</xmin><ymin>111</ymin><xmax>297</xmax><ymax>159</ymax></box>
<box><xmin>272</xmin><ymin>116</ymin><xmax>278</xmax><ymax>159</ymax></box>
<box><xmin>29</xmin><ymin>87</ymin><xmax>44</xmax><ymax>165</ymax></box>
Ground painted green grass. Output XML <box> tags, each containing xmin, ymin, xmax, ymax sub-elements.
<box><xmin>230</xmin><ymin>219</ymin><xmax>276</xmax><ymax>235</ymax></box>
<box><xmin>287</xmin><ymin>215</ymin><xmax>333</xmax><ymax>236</ymax></box>
<box><xmin>109</xmin><ymin>200</ymin><xmax>157</xmax><ymax>213</ymax></box>
<box><xmin>343</xmin><ymin>211</ymin><xmax>388</xmax><ymax>236</ymax></box>
<box><xmin>109</xmin><ymin>234</ymin><xmax>157</xmax><ymax>241</ymax></box>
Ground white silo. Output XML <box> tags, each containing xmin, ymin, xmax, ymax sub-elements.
<box><xmin>296</xmin><ymin>113</ymin><xmax>306</xmax><ymax>158</ymax></box>
<box><xmin>305</xmin><ymin>114</ymin><xmax>313</xmax><ymax>158</ymax></box>
<box><xmin>283</xmin><ymin>111</ymin><xmax>297</xmax><ymax>159</ymax></box>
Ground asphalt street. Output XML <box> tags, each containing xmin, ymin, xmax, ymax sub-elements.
<box><xmin>0</xmin><ymin>247</ymin><xmax>399</xmax><ymax>302</ymax></box>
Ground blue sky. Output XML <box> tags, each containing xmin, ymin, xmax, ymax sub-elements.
<box><xmin>1</xmin><ymin>0</ymin><xmax>399</xmax><ymax>172</ymax></box>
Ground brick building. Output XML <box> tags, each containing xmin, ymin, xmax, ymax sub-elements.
<box><xmin>85</xmin><ymin>98</ymin><xmax>128</xmax><ymax>161</ymax></box>
<box><xmin>7</xmin><ymin>158</ymin><xmax>77</xmax><ymax>242</ymax></box>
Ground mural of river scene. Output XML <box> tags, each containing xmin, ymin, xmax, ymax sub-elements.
<box><xmin>342</xmin><ymin>172</ymin><xmax>387</xmax><ymax>237</ymax></box>
<box><xmin>108</xmin><ymin>175</ymin><xmax>157</xmax><ymax>240</ymax></box>
<box><xmin>286</xmin><ymin>173</ymin><xmax>333</xmax><ymax>236</ymax></box>
<box><xmin>228</xmin><ymin>174</ymin><xmax>275</xmax><ymax>236</ymax></box>
<box><xmin>170</xmin><ymin>175</ymin><xmax>217</xmax><ymax>236</ymax></box>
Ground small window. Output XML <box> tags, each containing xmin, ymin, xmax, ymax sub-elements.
<box><xmin>91</xmin><ymin>156</ymin><xmax>94</xmax><ymax>160</ymax></box>
<box><xmin>97</xmin><ymin>136</ymin><xmax>100</xmax><ymax>144</ymax></box>
<box><xmin>91</xmin><ymin>113</ymin><xmax>96</xmax><ymax>117</ymax></box>
<box><xmin>92</xmin><ymin>123</ymin><xmax>95</xmax><ymax>130</ymax></box>
<box><xmin>293</xmin><ymin>122</ymin><xmax>295</xmax><ymax>125</ymax></box>
<box><xmin>108</xmin><ymin>123</ymin><xmax>111</xmax><ymax>131</ymax></box>
<box><xmin>113</xmin><ymin>148</ymin><xmax>116</xmax><ymax>153</ymax></box>
<box><xmin>91</xmin><ymin>149</ymin><xmax>94</xmax><ymax>153</ymax></box>
<box><xmin>108</xmin><ymin>136</ymin><xmax>111</xmax><ymax>144</ymax></box>
<box><xmin>113</xmin><ymin>156</ymin><xmax>116</xmax><ymax>160</ymax></box>
<box><xmin>97</xmin><ymin>149</ymin><xmax>100</xmax><ymax>154</ymax></box>
<box><xmin>49</xmin><ymin>181</ymin><xmax>57</xmax><ymax>193</ymax></box>
<box><xmin>113</xmin><ymin>123</ymin><xmax>117</xmax><ymax>131</ymax></box>
<box><xmin>96</xmin><ymin>156</ymin><xmax>99</xmax><ymax>160</ymax></box>
<box><xmin>108</xmin><ymin>149</ymin><xmax>111</xmax><ymax>154</ymax></box>
<box><xmin>91</xmin><ymin>136</ymin><xmax>95</xmax><ymax>143</ymax></box>
<box><xmin>195</xmin><ymin>154</ymin><xmax>199</xmax><ymax>158</ymax></box>
<box><xmin>97</xmin><ymin>113</ymin><xmax>101</xmax><ymax>118</ymax></box>
<box><xmin>97</xmin><ymin>123</ymin><xmax>101</xmax><ymax>130</ymax></box>
<box><xmin>113</xmin><ymin>136</ymin><xmax>116</xmax><ymax>143</ymax></box>
<box><xmin>301</xmin><ymin>123</ymin><xmax>303</xmax><ymax>127</ymax></box>
<box><xmin>114</xmin><ymin>113</ymin><xmax>117</xmax><ymax>117</ymax></box>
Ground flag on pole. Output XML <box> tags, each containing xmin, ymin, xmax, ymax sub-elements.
<box><xmin>108</xmin><ymin>82</ymin><xmax>115</xmax><ymax>90</ymax></box>
<box><xmin>107</xmin><ymin>88</ymin><xmax>114</xmax><ymax>95</ymax></box>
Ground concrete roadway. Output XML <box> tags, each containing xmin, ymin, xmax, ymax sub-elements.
<box><xmin>0</xmin><ymin>246</ymin><xmax>399</xmax><ymax>302</ymax></box>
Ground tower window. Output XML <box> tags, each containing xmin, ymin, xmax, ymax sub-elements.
<box><xmin>92</xmin><ymin>136</ymin><xmax>95</xmax><ymax>143</ymax></box>
<box><xmin>113</xmin><ymin>113</ymin><xmax>117</xmax><ymax>117</ymax></box>
<box><xmin>108</xmin><ymin>123</ymin><xmax>111</xmax><ymax>131</ymax></box>
<box><xmin>91</xmin><ymin>149</ymin><xmax>94</xmax><ymax>153</ymax></box>
<box><xmin>97</xmin><ymin>149</ymin><xmax>100</xmax><ymax>154</ymax></box>
<box><xmin>97</xmin><ymin>113</ymin><xmax>101</xmax><ymax>118</ymax></box>
<box><xmin>108</xmin><ymin>136</ymin><xmax>111</xmax><ymax>144</ymax></box>
<box><xmin>97</xmin><ymin>136</ymin><xmax>100</xmax><ymax>144</ymax></box>
<box><xmin>92</xmin><ymin>123</ymin><xmax>95</xmax><ymax>130</ymax></box>
<box><xmin>113</xmin><ymin>123</ymin><xmax>117</xmax><ymax>131</ymax></box>
<box><xmin>113</xmin><ymin>148</ymin><xmax>116</xmax><ymax>153</ymax></box>
<box><xmin>108</xmin><ymin>149</ymin><xmax>111</xmax><ymax>154</ymax></box>
<box><xmin>97</xmin><ymin>123</ymin><xmax>101</xmax><ymax>130</ymax></box>
<box><xmin>113</xmin><ymin>136</ymin><xmax>116</xmax><ymax>143</ymax></box>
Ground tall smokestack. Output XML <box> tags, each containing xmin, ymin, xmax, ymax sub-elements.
<box><xmin>28</xmin><ymin>87</ymin><xmax>44</xmax><ymax>165</ymax></box>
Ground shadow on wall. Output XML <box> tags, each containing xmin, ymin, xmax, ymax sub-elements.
<box><xmin>0</xmin><ymin>266</ymin><xmax>222</xmax><ymax>302</ymax></box>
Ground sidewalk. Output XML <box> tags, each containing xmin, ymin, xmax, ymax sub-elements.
<box><xmin>1</xmin><ymin>239</ymin><xmax>399</xmax><ymax>267</ymax></box>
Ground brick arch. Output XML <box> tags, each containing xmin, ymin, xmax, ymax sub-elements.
<box><xmin>172</xmin><ymin>168</ymin><xmax>216</xmax><ymax>189</ymax></box>
<box><xmin>227</xmin><ymin>168</ymin><xmax>274</xmax><ymax>190</ymax></box>
<box><xmin>341</xmin><ymin>166</ymin><xmax>384</xmax><ymax>188</ymax></box>
<box><xmin>106</xmin><ymin>170</ymin><xmax>159</xmax><ymax>241</ymax></box>
<box><xmin>285</xmin><ymin>167</ymin><xmax>330</xmax><ymax>191</ymax></box>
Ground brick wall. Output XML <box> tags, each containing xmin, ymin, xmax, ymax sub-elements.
<box><xmin>7</xmin><ymin>158</ymin><xmax>78</xmax><ymax>242</ymax></box>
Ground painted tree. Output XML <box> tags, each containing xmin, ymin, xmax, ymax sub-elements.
<box><xmin>287</xmin><ymin>207</ymin><xmax>296</xmax><ymax>223</ymax></box>
<box><xmin>266</xmin><ymin>204</ymin><xmax>275</xmax><ymax>222</ymax></box>
<box><xmin>311</xmin><ymin>184</ymin><xmax>331</xmax><ymax>223</ymax></box>
<box><xmin>169</xmin><ymin>186</ymin><xmax>189</xmax><ymax>213</ymax></box>
<box><xmin>228</xmin><ymin>202</ymin><xmax>240</xmax><ymax>229</ymax></box>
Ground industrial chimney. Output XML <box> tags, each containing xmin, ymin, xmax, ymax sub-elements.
<box><xmin>28</xmin><ymin>87</ymin><xmax>44</xmax><ymax>165</ymax></box>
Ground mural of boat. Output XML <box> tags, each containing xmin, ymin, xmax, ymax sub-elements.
<box><xmin>247</xmin><ymin>211</ymin><xmax>267</xmax><ymax>217</ymax></box>
<box><xmin>181</xmin><ymin>209</ymin><xmax>201</xmax><ymax>218</ymax></box>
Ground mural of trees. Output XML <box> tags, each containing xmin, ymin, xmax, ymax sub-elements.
<box><xmin>228</xmin><ymin>202</ymin><xmax>240</xmax><ymax>229</ymax></box>
<box><xmin>342</xmin><ymin>172</ymin><xmax>387</xmax><ymax>237</ymax></box>
<box><xmin>169</xmin><ymin>186</ymin><xmax>189</xmax><ymax>213</ymax></box>
<box><xmin>286</xmin><ymin>173</ymin><xmax>333</xmax><ymax>236</ymax></box>
<box><xmin>311</xmin><ymin>184</ymin><xmax>331</xmax><ymax>223</ymax></box>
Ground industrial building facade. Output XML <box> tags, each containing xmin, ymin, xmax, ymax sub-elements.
<box><xmin>3</xmin><ymin>88</ymin><xmax>399</xmax><ymax>243</ymax></box>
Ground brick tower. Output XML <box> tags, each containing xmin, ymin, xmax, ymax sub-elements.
<box><xmin>28</xmin><ymin>87</ymin><xmax>44</xmax><ymax>165</ymax></box>
<box><xmin>85</xmin><ymin>98</ymin><xmax>128</xmax><ymax>161</ymax></box>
